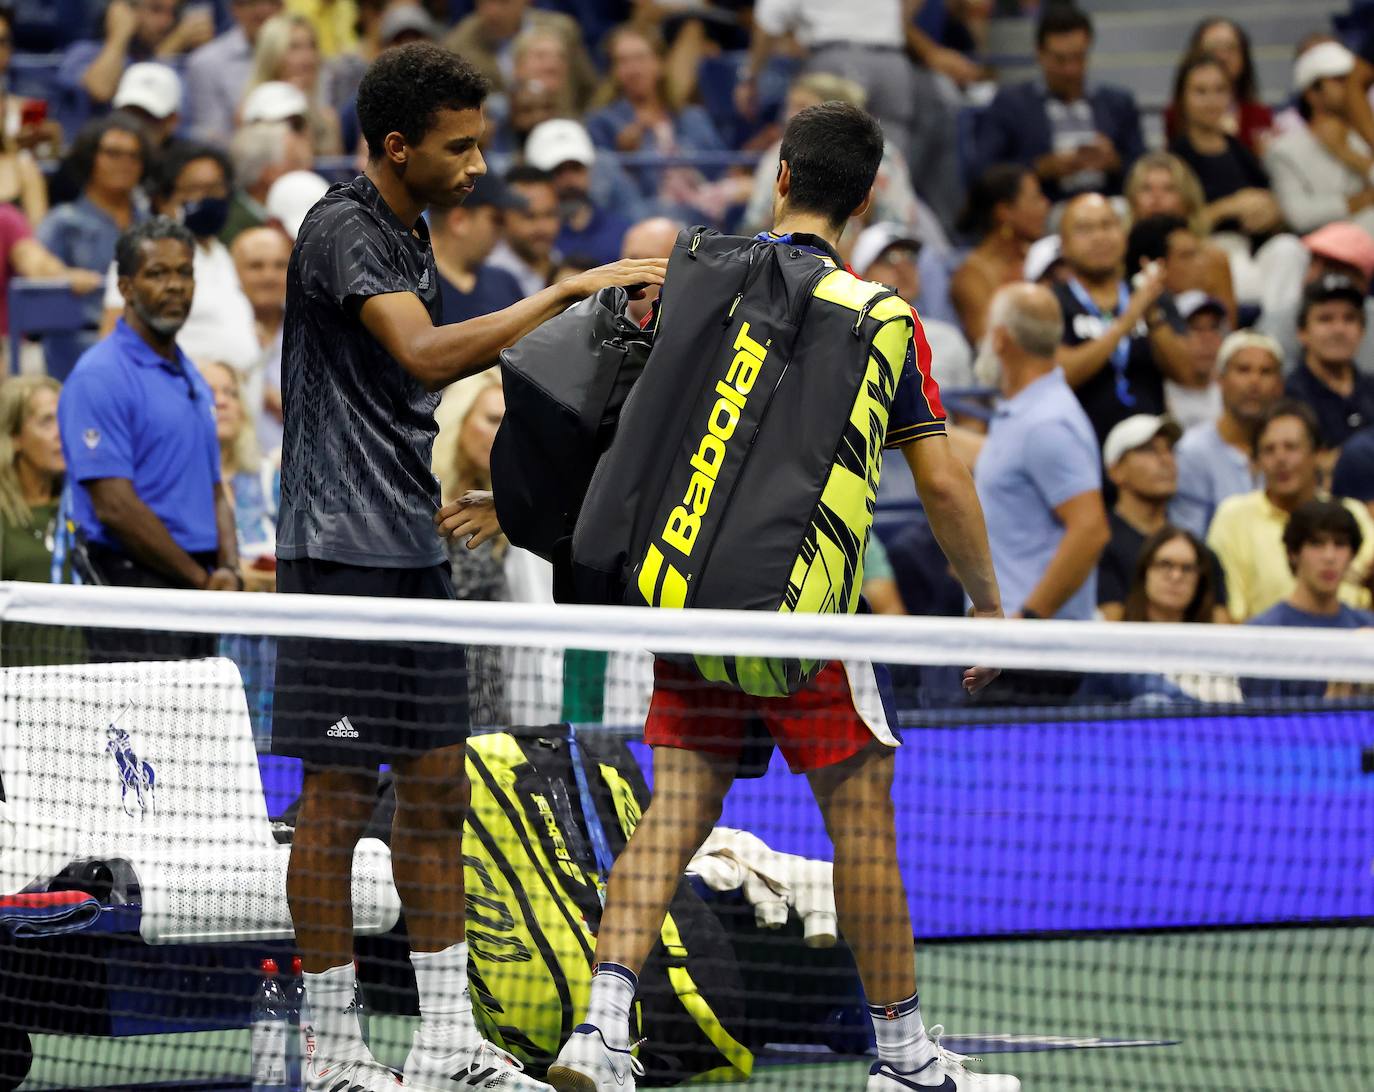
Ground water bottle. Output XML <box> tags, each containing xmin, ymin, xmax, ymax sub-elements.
<box><xmin>250</xmin><ymin>958</ymin><xmax>289</xmax><ymax>1092</ymax></box>
<box><xmin>352</xmin><ymin>959</ymin><xmax>370</xmax><ymax>1046</ymax></box>
<box><xmin>287</xmin><ymin>957</ymin><xmax>311</xmax><ymax>1092</ymax></box>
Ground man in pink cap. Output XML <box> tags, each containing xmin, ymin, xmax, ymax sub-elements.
<box><xmin>1259</xmin><ymin>220</ymin><xmax>1374</xmax><ymax>373</ymax></box>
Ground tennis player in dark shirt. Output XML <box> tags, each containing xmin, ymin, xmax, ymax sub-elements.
<box><xmin>274</xmin><ymin>43</ymin><xmax>665</xmax><ymax>1092</ymax></box>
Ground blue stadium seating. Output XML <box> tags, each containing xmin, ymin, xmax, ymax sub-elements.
<box><xmin>8</xmin><ymin>279</ymin><xmax>90</xmax><ymax>382</ymax></box>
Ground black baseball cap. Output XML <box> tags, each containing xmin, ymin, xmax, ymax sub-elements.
<box><xmin>465</xmin><ymin>173</ymin><xmax>521</xmax><ymax>211</ymax></box>
<box><xmin>1300</xmin><ymin>273</ymin><xmax>1366</xmax><ymax>325</ymax></box>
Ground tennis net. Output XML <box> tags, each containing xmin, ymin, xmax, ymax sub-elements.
<box><xmin>0</xmin><ymin>581</ymin><xmax>1371</xmax><ymax>1092</ymax></box>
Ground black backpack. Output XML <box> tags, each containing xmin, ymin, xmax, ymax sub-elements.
<box><xmin>490</xmin><ymin>287</ymin><xmax>653</xmax><ymax>564</ymax></box>
<box><xmin>570</xmin><ymin>228</ymin><xmax>913</xmax><ymax>696</ymax></box>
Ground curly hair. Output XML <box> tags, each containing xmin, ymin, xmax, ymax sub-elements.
<box><xmin>356</xmin><ymin>43</ymin><xmax>489</xmax><ymax>159</ymax></box>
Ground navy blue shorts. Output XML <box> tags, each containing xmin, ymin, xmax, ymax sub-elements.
<box><xmin>272</xmin><ymin>557</ymin><xmax>469</xmax><ymax>770</ymax></box>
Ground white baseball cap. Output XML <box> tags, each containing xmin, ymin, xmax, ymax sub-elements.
<box><xmin>525</xmin><ymin>119</ymin><xmax>596</xmax><ymax>172</ymax></box>
<box><xmin>1023</xmin><ymin>235</ymin><xmax>1063</xmax><ymax>283</ymax></box>
<box><xmin>850</xmin><ymin>222</ymin><xmax>922</xmax><ymax>278</ymax></box>
<box><xmin>113</xmin><ymin>62</ymin><xmax>182</xmax><ymax>120</ymax></box>
<box><xmin>1294</xmin><ymin>41</ymin><xmax>1356</xmax><ymax>93</ymax></box>
<box><xmin>242</xmin><ymin>81</ymin><xmax>309</xmax><ymax>124</ymax></box>
<box><xmin>266</xmin><ymin>170</ymin><xmax>329</xmax><ymax>241</ymax></box>
<box><xmin>1102</xmin><ymin>413</ymin><xmax>1182</xmax><ymax>469</ymax></box>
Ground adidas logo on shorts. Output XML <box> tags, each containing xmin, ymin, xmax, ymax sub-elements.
<box><xmin>326</xmin><ymin>717</ymin><xmax>360</xmax><ymax>739</ymax></box>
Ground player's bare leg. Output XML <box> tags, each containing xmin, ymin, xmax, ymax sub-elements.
<box><xmin>548</xmin><ymin>747</ymin><xmax>736</xmax><ymax>1092</ymax></box>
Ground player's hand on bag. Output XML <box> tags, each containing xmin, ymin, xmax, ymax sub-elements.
<box><xmin>204</xmin><ymin>568</ymin><xmax>243</xmax><ymax>592</ymax></box>
<box><xmin>435</xmin><ymin>490</ymin><xmax>503</xmax><ymax>549</ymax></box>
<box><xmin>962</xmin><ymin>605</ymin><xmax>1004</xmax><ymax>694</ymax></box>
<box><xmin>567</xmin><ymin>258</ymin><xmax>668</xmax><ymax>300</ymax></box>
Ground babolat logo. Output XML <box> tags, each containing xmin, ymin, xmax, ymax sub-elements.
<box><xmin>638</xmin><ymin>320</ymin><xmax>769</xmax><ymax>608</ymax></box>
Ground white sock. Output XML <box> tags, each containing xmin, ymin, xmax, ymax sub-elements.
<box><xmin>411</xmin><ymin>941</ymin><xmax>480</xmax><ymax>1051</ymax></box>
<box><xmin>584</xmin><ymin>963</ymin><xmax>637</xmax><ymax>1051</ymax></box>
<box><xmin>868</xmin><ymin>993</ymin><xmax>935</xmax><ymax>1075</ymax></box>
<box><xmin>305</xmin><ymin>963</ymin><xmax>369</xmax><ymax>1064</ymax></box>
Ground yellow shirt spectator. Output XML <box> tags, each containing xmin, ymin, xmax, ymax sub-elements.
<box><xmin>286</xmin><ymin>0</ymin><xmax>357</xmax><ymax>58</ymax></box>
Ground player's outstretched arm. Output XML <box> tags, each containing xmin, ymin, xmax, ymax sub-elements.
<box><xmin>360</xmin><ymin>257</ymin><xmax>667</xmax><ymax>392</ymax></box>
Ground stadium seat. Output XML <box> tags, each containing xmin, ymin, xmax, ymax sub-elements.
<box><xmin>0</xmin><ymin>657</ymin><xmax>401</xmax><ymax>944</ymax></box>
<box><xmin>7</xmin><ymin>279</ymin><xmax>89</xmax><ymax>380</ymax></box>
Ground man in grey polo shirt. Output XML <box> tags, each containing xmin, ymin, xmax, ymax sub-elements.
<box><xmin>1170</xmin><ymin>330</ymin><xmax>1284</xmax><ymax>537</ymax></box>
<box><xmin>973</xmin><ymin>283</ymin><xmax>1109</xmax><ymax>621</ymax></box>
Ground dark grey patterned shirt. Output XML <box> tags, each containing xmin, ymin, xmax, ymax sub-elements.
<box><xmin>276</xmin><ymin>175</ymin><xmax>446</xmax><ymax>567</ymax></box>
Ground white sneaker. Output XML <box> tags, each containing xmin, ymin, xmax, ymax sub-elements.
<box><xmin>865</xmin><ymin>1027</ymin><xmax>1020</xmax><ymax>1092</ymax></box>
<box><xmin>546</xmin><ymin>1024</ymin><xmax>644</xmax><ymax>1092</ymax></box>
<box><xmin>403</xmin><ymin>1032</ymin><xmax>557</xmax><ymax>1092</ymax></box>
<box><xmin>305</xmin><ymin>1053</ymin><xmax>402</xmax><ymax>1092</ymax></box>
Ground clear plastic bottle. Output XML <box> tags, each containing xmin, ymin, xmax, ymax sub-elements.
<box><xmin>250</xmin><ymin>958</ymin><xmax>289</xmax><ymax>1092</ymax></box>
<box><xmin>286</xmin><ymin>956</ymin><xmax>311</xmax><ymax>1092</ymax></box>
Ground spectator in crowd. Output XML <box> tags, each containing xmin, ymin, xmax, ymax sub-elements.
<box><xmin>1258</xmin><ymin>220</ymin><xmax>1374</xmax><ymax>374</ymax></box>
<box><xmin>285</xmin><ymin>0</ymin><xmax>359</xmax><ymax>59</ymax></box>
<box><xmin>0</xmin><ymin>203</ymin><xmax>104</xmax><ymax>339</ymax></box>
<box><xmin>1265</xmin><ymin>42</ymin><xmax>1374</xmax><ymax>237</ymax></box>
<box><xmin>0</xmin><ymin>25</ymin><xmax>49</xmax><ymax>225</ymax></box>
<box><xmin>432</xmin><ymin>372</ymin><xmax>511</xmax><ymax>727</ymax></box>
<box><xmin>974</xmin><ymin>282</ymin><xmax>1109</xmax><ymax>621</ymax></box>
<box><xmin>1333</xmin><ymin>422</ymin><xmax>1374</xmax><ymax>518</ymax></box>
<box><xmin>487</xmin><ymin>164</ymin><xmax>560</xmax><ymax>297</ymax></box>
<box><xmin>244</xmin><ymin>14</ymin><xmax>343</xmax><ymax>154</ymax></box>
<box><xmin>585</xmin><ymin>24</ymin><xmax>726</xmax><ymax>212</ymax></box>
<box><xmin>327</xmin><ymin>0</ymin><xmax>434</xmax><ymax>136</ymax></box>
<box><xmin>510</xmin><ymin>24</ymin><xmax>584</xmax><ymax>119</ymax></box>
<box><xmin>1023</xmin><ymin>233</ymin><xmax>1067</xmax><ymax>286</ymax></box>
<box><xmin>1097</xmin><ymin>413</ymin><xmax>1229</xmax><ymax>622</ymax></box>
<box><xmin>851</xmin><ymin>222</ymin><xmax>973</xmax><ymax>391</ymax></box>
<box><xmin>484</xmin><ymin>75</ymin><xmax>557</xmax><ymax>157</ymax></box>
<box><xmin>61</xmin><ymin>0</ymin><xmax>214</xmax><ymax>116</ymax></box>
<box><xmin>1287</xmin><ymin>274</ymin><xmax>1374</xmax><ymax>452</ymax></box>
<box><xmin>185</xmin><ymin>0</ymin><xmax>285</xmax><ymax>144</ymax></box>
<box><xmin>37</xmin><ymin>116</ymin><xmax>150</xmax><ymax>357</ymax></box>
<box><xmin>0</xmin><ymin>376</ymin><xmax>63</xmax><ymax>584</ymax></box>
<box><xmin>1121</xmin><ymin>525</ymin><xmax>1238</xmax><ymax>701</ymax></box>
<box><xmin>229</xmin><ymin>225</ymin><xmax>291</xmax><ymax>453</ymax></box>
<box><xmin>976</xmin><ymin>5</ymin><xmax>1144</xmax><ymax>202</ymax></box>
<box><xmin>525</xmin><ymin>119</ymin><xmax>631</xmax><ymax>267</ymax></box>
<box><xmin>1208</xmin><ymin>400</ymin><xmax>1374</xmax><ymax>620</ymax></box>
<box><xmin>2</xmin><ymin>8</ymin><xmax>62</xmax><ymax>159</ymax></box>
<box><xmin>1166</xmin><ymin>290</ymin><xmax>1228</xmax><ymax>429</ymax></box>
<box><xmin>0</xmin><ymin>375</ymin><xmax>84</xmax><ymax>665</ymax></box>
<box><xmin>101</xmin><ymin>143</ymin><xmax>260</xmax><ymax>381</ymax></box>
<box><xmin>263</xmin><ymin>167</ymin><xmax>328</xmax><ymax>240</ymax></box>
<box><xmin>1167</xmin><ymin>50</ymin><xmax>1281</xmax><ymax>245</ymax></box>
<box><xmin>743</xmin><ymin>0</ymin><xmax>964</xmax><ymax>230</ymax></box>
<box><xmin>58</xmin><ymin>219</ymin><xmax>242</xmax><ymax>658</ymax></box>
<box><xmin>443</xmin><ymin>0</ymin><xmax>597</xmax><ymax>107</ymax></box>
<box><xmin>1122</xmin><ymin>526</ymin><xmax>1222</xmax><ymax>624</ymax></box>
<box><xmin>1123</xmin><ymin>211</ymin><xmax>1218</xmax><ymax>339</ymax></box>
<box><xmin>430</xmin><ymin>172</ymin><xmax>525</xmax><ymax>327</ymax></box>
<box><xmin>1123</xmin><ymin>151</ymin><xmax>1240</xmax><ymax>307</ymax></box>
<box><xmin>200</xmin><ymin>359</ymin><xmax>274</xmax><ymax>573</ymax></box>
<box><xmin>1053</xmin><ymin>193</ymin><xmax>1183</xmax><ymax>441</ymax></box>
<box><xmin>1165</xmin><ymin>17</ymin><xmax>1274</xmax><ymax>152</ymax></box>
<box><xmin>951</xmin><ymin>165</ymin><xmax>1050</xmax><ymax>344</ymax></box>
<box><xmin>224</xmin><ymin>119</ymin><xmax>315</xmax><ymax>243</ymax></box>
<box><xmin>1171</xmin><ymin>330</ymin><xmax>1284</xmax><ymax>537</ymax></box>
<box><xmin>1243</xmin><ymin>501</ymin><xmax>1373</xmax><ymax>701</ymax></box>
<box><xmin>620</xmin><ymin>214</ymin><xmax>679</xmax><ymax>325</ymax></box>
<box><xmin>111</xmin><ymin>62</ymin><xmax>184</xmax><ymax>152</ymax></box>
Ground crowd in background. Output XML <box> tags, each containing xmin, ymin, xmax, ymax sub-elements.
<box><xmin>0</xmin><ymin>0</ymin><xmax>1372</xmax><ymax>707</ymax></box>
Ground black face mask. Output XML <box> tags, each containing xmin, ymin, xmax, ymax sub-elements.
<box><xmin>181</xmin><ymin>195</ymin><xmax>230</xmax><ymax>238</ymax></box>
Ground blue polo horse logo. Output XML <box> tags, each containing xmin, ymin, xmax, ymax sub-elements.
<box><xmin>105</xmin><ymin>708</ymin><xmax>155</xmax><ymax>818</ymax></box>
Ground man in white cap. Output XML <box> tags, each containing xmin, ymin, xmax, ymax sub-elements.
<box><xmin>240</xmin><ymin>80</ymin><xmax>310</xmax><ymax>129</ymax></box>
<box><xmin>1096</xmin><ymin>413</ymin><xmax>1229</xmax><ymax>621</ymax></box>
<box><xmin>1266</xmin><ymin>41</ymin><xmax>1374</xmax><ymax>236</ymax></box>
<box><xmin>526</xmin><ymin>118</ymin><xmax>631</xmax><ymax>267</ymax></box>
<box><xmin>111</xmin><ymin>62</ymin><xmax>183</xmax><ymax>148</ymax></box>
<box><xmin>850</xmin><ymin>222</ymin><xmax>973</xmax><ymax>392</ymax></box>
<box><xmin>264</xmin><ymin>169</ymin><xmax>329</xmax><ymax>242</ymax></box>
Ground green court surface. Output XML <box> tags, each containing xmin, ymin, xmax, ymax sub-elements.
<box><xmin>17</xmin><ymin>927</ymin><xmax>1373</xmax><ymax>1092</ymax></box>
